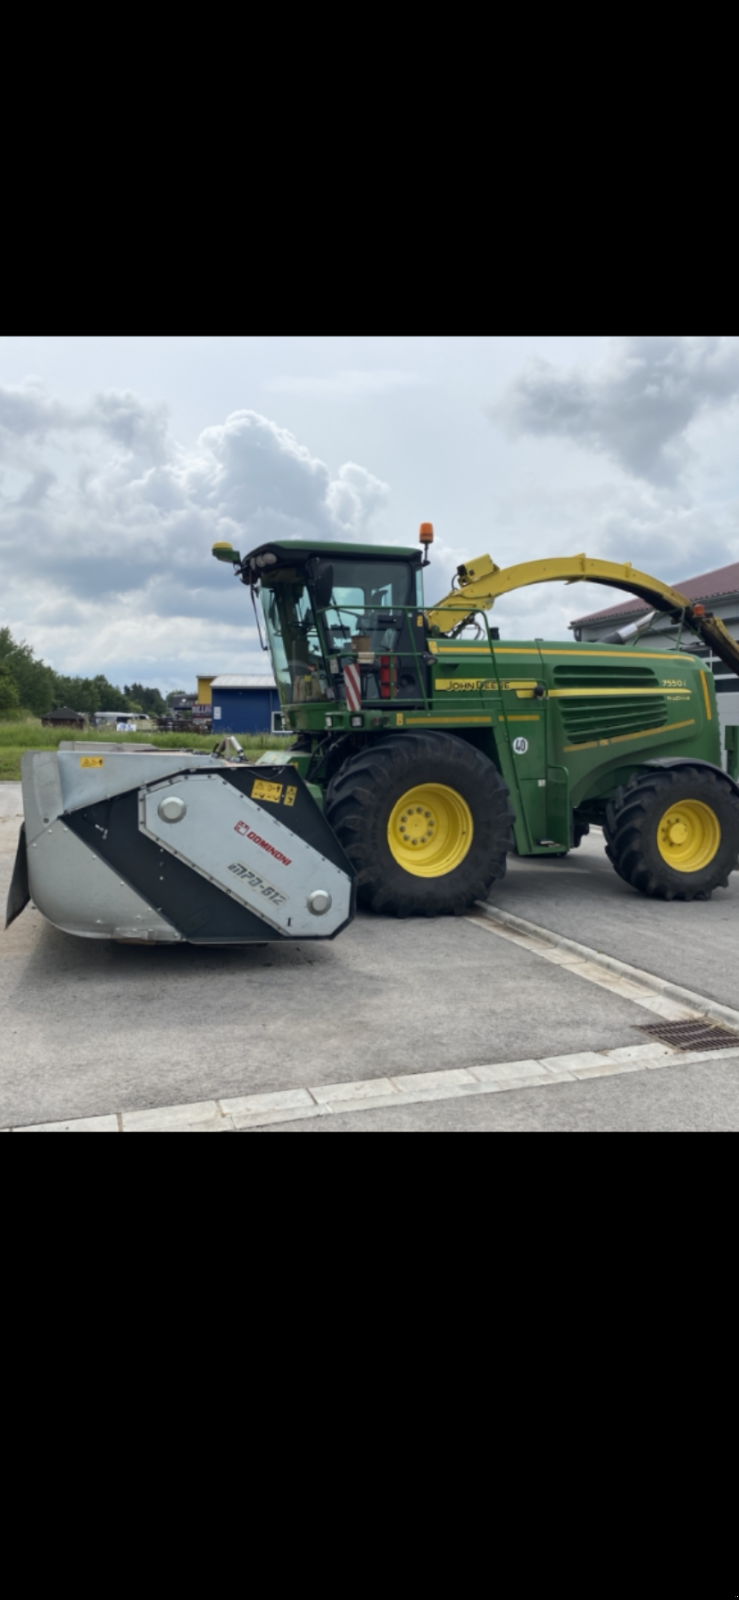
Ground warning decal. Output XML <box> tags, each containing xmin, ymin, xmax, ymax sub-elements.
<box><xmin>80</xmin><ymin>757</ymin><xmax>104</xmax><ymax>768</ymax></box>
<box><xmin>344</xmin><ymin>662</ymin><xmax>362</xmax><ymax>712</ymax></box>
<box><xmin>251</xmin><ymin>779</ymin><xmax>283</xmax><ymax>804</ymax></box>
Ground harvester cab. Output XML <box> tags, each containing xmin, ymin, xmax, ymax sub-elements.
<box><xmin>217</xmin><ymin>539</ymin><xmax>431</xmax><ymax>713</ymax></box>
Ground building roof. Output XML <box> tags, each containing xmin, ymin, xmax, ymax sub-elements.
<box><xmin>45</xmin><ymin>707</ymin><xmax>84</xmax><ymax>719</ymax></box>
<box><xmin>211</xmin><ymin>675</ymin><xmax>277</xmax><ymax>690</ymax></box>
<box><xmin>572</xmin><ymin>560</ymin><xmax>739</xmax><ymax>626</ymax></box>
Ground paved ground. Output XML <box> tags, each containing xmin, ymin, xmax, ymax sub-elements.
<box><xmin>492</xmin><ymin>830</ymin><xmax>739</xmax><ymax>1012</ymax></box>
<box><xmin>2</xmin><ymin>783</ymin><xmax>737</xmax><ymax>1132</ymax></box>
<box><xmin>0</xmin><ymin>785</ymin><xmax>23</xmax><ymax>821</ymax></box>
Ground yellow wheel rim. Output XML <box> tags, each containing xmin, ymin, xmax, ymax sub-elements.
<box><xmin>387</xmin><ymin>783</ymin><xmax>473</xmax><ymax>878</ymax></box>
<box><xmin>656</xmin><ymin>799</ymin><xmax>721</xmax><ymax>873</ymax></box>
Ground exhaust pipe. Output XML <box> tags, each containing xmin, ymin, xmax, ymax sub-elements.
<box><xmin>601</xmin><ymin>610</ymin><xmax>656</xmax><ymax>645</ymax></box>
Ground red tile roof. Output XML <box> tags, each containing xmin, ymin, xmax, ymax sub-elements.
<box><xmin>571</xmin><ymin>560</ymin><xmax>739</xmax><ymax>626</ymax></box>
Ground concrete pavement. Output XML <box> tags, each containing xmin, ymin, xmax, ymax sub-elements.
<box><xmin>0</xmin><ymin>783</ymin><xmax>23</xmax><ymax>821</ymax></box>
<box><xmin>2</xmin><ymin>782</ymin><xmax>738</xmax><ymax>1131</ymax></box>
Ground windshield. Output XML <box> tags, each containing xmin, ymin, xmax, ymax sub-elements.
<box><xmin>261</xmin><ymin>557</ymin><xmax>424</xmax><ymax>706</ymax></box>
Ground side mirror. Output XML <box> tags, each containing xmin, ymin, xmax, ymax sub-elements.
<box><xmin>314</xmin><ymin>562</ymin><xmax>334</xmax><ymax>610</ymax></box>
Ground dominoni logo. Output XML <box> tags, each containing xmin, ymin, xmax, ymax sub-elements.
<box><xmin>233</xmin><ymin>820</ymin><xmax>291</xmax><ymax>865</ymax></box>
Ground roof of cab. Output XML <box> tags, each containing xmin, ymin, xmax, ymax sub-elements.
<box><xmin>245</xmin><ymin>539</ymin><xmax>420</xmax><ymax>562</ymax></box>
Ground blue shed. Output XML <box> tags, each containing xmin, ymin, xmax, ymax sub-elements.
<box><xmin>210</xmin><ymin>675</ymin><xmax>281</xmax><ymax>735</ymax></box>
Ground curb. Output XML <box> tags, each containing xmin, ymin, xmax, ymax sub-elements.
<box><xmin>474</xmin><ymin>902</ymin><xmax>739</xmax><ymax>1031</ymax></box>
<box><xmin>7</xmin><ymin>1037</ymin><xmax>739</xmax><ymax>1131</ymax></box>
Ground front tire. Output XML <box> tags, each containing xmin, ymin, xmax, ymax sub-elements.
<box><xmin>325</xmin><ymin>733</ymin><xmax>515</xmax><ymax>916</ymax></box>
<box><xmin>604</xmin><ymin>766</ymin><xmax>739</xmax><ymax>900</ymax></box>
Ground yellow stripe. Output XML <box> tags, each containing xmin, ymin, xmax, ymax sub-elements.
<box><xmin>700</xmin><ymin>671</ymin><xmax>712</xmax><ymax>720</ymax></box>
<box><xmin>432</xmin><ymin>682</ymin><xmax>690</xmax><ymax>698</ymax></box>
<box><xmin>405</xmin><ymin>716</ymin><xmax>491</xmax><ymax>725</ymax></box>
<box><xmin>542</xmin><ymin>649</ymin><xmax>676</xmax><ymax>660</ymax></box>
<box><xmin>563</xmin><ymin>718</ymin><xmax>696</xmax><ymax>753</ymax></box>
<box><xmin>549</xmin><ymin>687</ymin><xmax>690</xmax><ymax>698</ymax></box>
<box><xmin>495</xmin><ymin>648</ymin><xmax>694</xmax><ymax>662</ymax></box>
<box><xmin>498</xmin><ymin>715</ymin><xmax>541</xmax><ymax>722</ymax></box>
<box><xmin>433</xmin><ymin>644</ymin><xmax>701</xmax><ymax>666</ymax></box>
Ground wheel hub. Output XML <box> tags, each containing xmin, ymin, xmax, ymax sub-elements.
<box><xmin>657</xmin><ymin>799</ymin><xmax>721</xmax><ymax>872</ymax></box>
<box><xmin>388</xmin><ymin>783</ymin><xmax>473</xmax><ymax>878</ymax></box>
<box><xmin>398</xmin><ymin>805</ymin><xmax>436</xmax><ymax>847</ymax></box>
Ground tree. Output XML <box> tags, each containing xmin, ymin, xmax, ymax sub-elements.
<box><xmin>124</xmin><ymin>682</ymin><xmax>167</xmax><ymax>718</ymax></box>
<box><xmin>0</xmin><ymin>665</ymin><xmax>20</xmax><ymax>714</ymax></box>
<box><xmin>90</xmin><ymin>674</ymin><xmax>130</xmax><ymax>713</ymax></box>
<box><xmin>0</xmin><ymin>627</ymin><xmax>55</xmax><ymax>715</ymax></box>
<box><xmin>51</xmin><ymin>676</ymin><xmax>102</xmax><ymax>716</ymax></box>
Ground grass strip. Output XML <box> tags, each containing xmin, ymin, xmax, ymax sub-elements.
<box><xmin>0</xmin><ymin>722</ymin><xmax>290</xmax><ymax>781</ymax></box>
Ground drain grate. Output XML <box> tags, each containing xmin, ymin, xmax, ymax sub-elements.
<box><xmin>635</xmin><ymin>1019</ymin><xmax>739</xmax><ymax>1052</ymax></box>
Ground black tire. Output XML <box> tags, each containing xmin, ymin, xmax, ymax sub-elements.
<box><xmin>604</xmin><ymin>766</ymin><xmax>739</xmax><ymax>901</ymax></box>
<box><xmin>324</xmin><ymin>732</ymin><xmax>515</xmax><ymax>917</ymax></box>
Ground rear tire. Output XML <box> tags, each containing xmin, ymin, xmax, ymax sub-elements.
<box><xmin>325</xmin><ymin>732</ymin><xmax>515</xmax><ymax>916</ymax></box>
<box><xmin>604</xmin><ymin>766</ymin><xmax>739</xmax><ymax>900</ymax></box>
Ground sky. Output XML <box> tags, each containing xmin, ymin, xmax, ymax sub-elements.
<box><xmin>1</xmin><ymin>334</ymin><xmax>739</xmax><ymax>693</ymax></box>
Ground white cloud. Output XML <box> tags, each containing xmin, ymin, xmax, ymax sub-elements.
<box><xmin>0</xmin><ymin>390</ymin><xmax>391</xmax><ymax>687</ymax></box>
<box><xmin>494</xmin><ymin>336</ymin><xmax>739</xmax><ymax>485</ymax></box>
<box><xmin>266</xmin><ymin>369</ymin><xmax>426</xmax><ymax>400</ymax></box>
<box><xmin>0</xmin><ymin>377</ymin><xmax>169</xmax><ymax>459</ymax></box>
